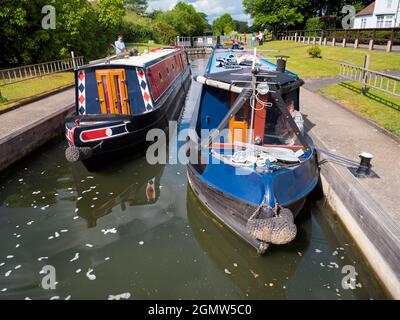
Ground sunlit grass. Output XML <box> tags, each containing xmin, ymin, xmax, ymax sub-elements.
<box><xmin>0</xmin><ymin>72</ymin><xmax>74</xmax><ymax>111</ymax></box>
<box><xmin>256</xmin><ymin>40</ymin><xmax>400</xmax><ymax>79</ymax></box>
<box><xmin>319</xmin><ymin>81</ymin><xmax>400</xmax><ymax>135</ymax></box>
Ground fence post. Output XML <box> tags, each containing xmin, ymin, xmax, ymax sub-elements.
<box><xmin>369</xmin><ymin>29</ymin><xmax>376</xmax><ymax>51</ymax></box>
<box><xmin>387</xmin><ymin>29</ymin><xmax>394</xmax><ymax>52</ymax></box>
<box><xmin>332</xmin><ymin>37</ymin><xmax>336</xmax><ymax>46</ymax></box>
<box><xmin>71</xmin><ymin>51</ymin><xmax>76</xmax><ymax>69</ymax></box>
<box><xmin>362</xmin><ymin>54</ymin><xmax>370</xmax><ymax>95</ymax></box>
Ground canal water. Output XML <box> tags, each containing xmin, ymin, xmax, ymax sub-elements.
<box><xmin>0</xmin><ymin>57</ymin><xmax>389</xmax><ymax>300</ymax></box>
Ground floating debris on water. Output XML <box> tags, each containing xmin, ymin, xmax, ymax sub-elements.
<box><xmin>105</xmin><ymin>257</ymin><xmax>110</xmax><ymax>261</ymax></box>
<box><xmin>5</xmin><ymin>270</ymin><xmax>12</xmax><ymax>277</ymax></box>
<box><xmin>250</xmin><ymin>270</ymin><xmax>259</xmax><ymax>279</ymax></box>
<box><xmin>76</xmin><ymin>269</ymin><xmax>82</xmax><ymax>274</ymax></box>
<box><xmin>315</xmin><ymin>249</ymin><xmax>322</xmax><ymax>253</ymax></box>
<box><xmin>138</xmin><ymin>241</ymin><xmax>144</xmax><ymax>245</ymax></box>
<box><xmin>15</xmin><ymin>265</ymin><xmax>21</xmax><ymax>270</ymax></box>
<box><xmin>6</xmin><ymin>255</ymin><xmax>14</xmax><ymax>259</ymax></box>
<box><xmin>332</xmin><ymin>251</ymin><xmax>338</xmax><ymax>256</ymax></box>
<box><xmin>108</xmin><ymin>292</ymin><xmax>131</xmax><ymax>300</ymax></box>
<box><xmin>86</xmin><ymin>269</ymin><xmax>96</xmax><ymax>280</ymax></box>
<box><xmin>27</xmin><ymin>221</ymin><xmax>34</xmax><ymax>225</ymax></box>
<box><xmin>70</xmin><ymin>253</ymin><xmax>79</xmax><ymax>262</ymax></box>
<box><xmin>37</xmin><ymin>257</ymin><xmax>48</xmax><ymax>261</ymax></box>
<box><xmin>50</xmin><ymin>296</ymin><xmax>60</xmax><ymax>300</ymax></box>
<box><xmin>85</xmin><ymin>243</ymin><xmax>93</xmax><ymax>248</ymax></box>
<box><xmin>224</xmin><ymin>268</ymin><xmax>231</xmax><ymax>275</ymax></box>
<box><xmin>101</xmin><ymin>228</ymin><xmax>117</xmax><ymax>235</ymax></box>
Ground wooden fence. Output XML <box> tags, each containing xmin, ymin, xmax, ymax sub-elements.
<box><xmin>0</xmin><ymin>53</ymin><xmax>84</xmax><ymax>86</ymax></box>
<box><xmin>278</xmin><ymin>28</ymin><xmax>400</xmax><ymax>52</ymax></box>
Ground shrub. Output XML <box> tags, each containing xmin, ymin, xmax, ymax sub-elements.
<box><xmin>307</xmin><ymin>46</ymin><xmax>322</xmax><ymax>58</ymax></box>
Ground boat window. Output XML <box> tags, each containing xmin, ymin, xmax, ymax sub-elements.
<box><xmin>166</xmin><ymin>67</ymin><xmax>170</xmax><ymax>75</ymax></box>
<box><xmin>171</xmin><ymin>64</ymin><xmax>175</xmax><ymax>70</ymax></box>
<box><xmin>113</xmin><ymin>75</ymin><xmax>123</xmax><ymax>113</ymax></box>
<box><xmin>158</xmin><ymin>71</ymin><xmax>163</xmax><ymax>82</ymax></box>
<box><xmin>95</xmin><ymin>69</ymin><xmax>130</xmax><ymax>115</ymax></box>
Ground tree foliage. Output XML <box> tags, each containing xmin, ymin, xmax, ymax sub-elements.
<box><xmin>212</xmin><ymin>13</ymin><xmax>236</xmax><ymax>36</ymax></box>
<box><xmin>243</xmin><ymin>0</ymin><xmax>372</xmax><ymax>33</ymax></box>
<box><xmin>156</xmin><ymin>2</ymin><xmax>207</xmax><ymax>37</ymax></box>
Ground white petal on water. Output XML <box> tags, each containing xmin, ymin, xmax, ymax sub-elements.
<box><xmin>92</xmin><ymin>197</ymin><xmax>98</xmax><ymax>200</ymax></box>
<box><xmin>61</xmin><ymin>229</ymin><xmax>68</xmax><ymax>233</ymax></box>
<box><xmin>74</xmin><ymin>208</ymin><xmax>79</xmax><ymax>213</ymax></box>
<box><xmin>101</xmin><ymin>228</ymin><xmax>117</xmax><ymax>235</ymax></box>
<box><xmin>55</xmin><ymin>232</ymin><xmax>60</xmax><ymax>238</ymax></box>
<box><xmin>32</xmin><ymin>191</ymin><xmax>41</xmax><ymax>195</ymax></box>
<box><xmin>27</xmin><ymin>221</ymin><xmax>34</xmax><ymax>225</ymax></box>
<box><xmin>70</xmin><ymin>253</ymin><xmax>79</xmax><ymax>262</ymax></box>
<box><xmin>85</xmin><ymin>244</ymin><xmax>93</xmax><ymax>248</ymax></box>
<box><xmin>1</xmin><ymin>288</ymin><xmax>7</xmax><ymax>292</ymax></box>
<box><xmin>15</xmin><ymin>225</ymin><xmax>20</xmax><ymax>229</ymax></box>
<box><xmin>25</xmin><ymin>297</ymin><xmax>31</xmax><ymax>300</ymax></box>
<box><xmin>5</xmin><ymin>270</ymin><xmax>12</xmax><ymax>277</ymax></box>
<box><xmin>6</xmin><ymin>255</ymin><xmax>14</xmax><ymax>259</ymax></box>
<box><xmin>108</xmin><ymin>292</ymin><xmax>131</xmax><ymax>300</ymax></box>
<box><xmin>315</xmin><ymin>249</ymin><xmax>322</xmax><ymax>253</ymax></box>
<box><xmin>76</xmin><ymin>269</ymin><xmax>82</xmax><ymax>274</ymax></box>
<box><xmin>0</xmin><ymin>262</ymin><xmax>4</xmax><ymax>266</ymax></box>
<box><xmin>15</xmin><ymin>244</ymin><xmax>20</xmax><ymax>248</ymax></box>
<box><xmin>86</xmin><ymin>269</ymin><xmax>96</xmax><ymax>280</ymax></box>
<box><xmin>50</xmin><ymin>296</ymin><xmax>60</xmax><ymax>300</ymax></box>
<box><xmin>329</xmin><ymin>262</ymin><xmax>339</xmax><ymax>269</ymax></box>
<box><xmin>14</xmin><ymin>265</ymin><xmax>21</xmax><ymax>270</ymax></box>
<box><xmin>73</xmin><ymin>216</ymin><xmax>79</xmax><ymax>220</ymax></box>
<box><xmin>105</xmin><ymin>257</ymin><xmax>110</xmax><ymax>261</ymax></box>
<box><xmin>320</xmin><ymin>262</ymin><xmax>325</xmax><ymax>267</ymax></box>
<box><xmin>224</xmin><ymin>268</ymin><xmax>231</xmax><ymax>275</ymax></box>
<box><xmin>48</xmin><ymin>236</ymin><xmax>54</xmax><ymax>240</ymax></box>
<box><xmin>65</xmin><ymin>295</ymin><xmax>71</xmax><ymax>300</ymax></box>
<box><xmin>90</xmin><ymin>205</ymin><xmax>95</xmax><ymax>208</ymax></box>
<box><xmin>38</xmin><ymin>257</ymin><xmax>48</xmax><ymax>261</ymax></box>
<box><xmin>332</xmin><ymin>250</ymin><xmax>338</xmax><ymax>256</ymax></box>
<box><xmin>77</xmin><ymin>197</ymin><xmax>82</xmax><ymax>201</ymax></box>
<box><xmin>138</xmin><ymin>241</ymin><xmax>144</xmax><ymax>245</ymax></box>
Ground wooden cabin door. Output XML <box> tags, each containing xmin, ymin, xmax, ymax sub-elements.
<box><xmin>96</xmin><ymin>69</ymin><xmax>130</xmax><ymax>115</ymax></box>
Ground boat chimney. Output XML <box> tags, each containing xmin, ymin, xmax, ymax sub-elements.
<box><xmin>276</xmin><ymin>55</ymin><xmax>289</xmax><ymax>73</ymax></box>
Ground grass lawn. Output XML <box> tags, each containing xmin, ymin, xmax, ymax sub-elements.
<box><xmin>0</xmin><ymin>72</ymin><xmax>74</xmax><ymax>111</ymax></box>
<box><xmin>319</xmin><ymin>81</ymin><xmax>400</xmax><ymax>135</ymax></box>
<box><xmin>255</xmin><ymin>40</ymin><xmax>400</xmax><ymax>79</ymax></box>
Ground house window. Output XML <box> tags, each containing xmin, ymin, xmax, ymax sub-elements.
<box><xmin>385</xmin><ymin>15</ymin><xmax>394</xmax><ymax>27</ymax></box>
<box><xmin>361</xmin><ymin>18</ymin><xmax>367</xmax><ymax>28</ymax></box>
<box><xmin>377</xmin><ymin>16</ymin><xmax>384</xmax><ymax>28</ymax></box>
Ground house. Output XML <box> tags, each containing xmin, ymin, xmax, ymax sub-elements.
<box><xmin>353</xmin><ymin>0</ymin><xmax>400</xmax><ymax>29</ymax></box>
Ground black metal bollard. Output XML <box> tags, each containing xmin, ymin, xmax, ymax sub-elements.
<box><xmin>356</xmin><ymin>152</ymin><xmax>373</xmax><ymax>177</ymax></box>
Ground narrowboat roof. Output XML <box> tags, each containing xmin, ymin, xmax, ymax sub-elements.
<box><xmin>89</xmin><ymin>47</ymin><xmax>183</xmax><ymax>68</ymax></box>
<box><xmin>204</xmin><ymin>68</ymin><xmax>302</xmax><ymax>90</ymax></box>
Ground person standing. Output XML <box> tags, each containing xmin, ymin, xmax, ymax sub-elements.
<box><xmin>275</xmin><ymin>99</ymin><xmax>304</xmax><ymax>146</ymax></box>
<box><xmin>251</xmin><ymin>33</ymin><xmax>256</xmax><ymax>48</ymax></box>
<box><xmin>114</xmin><ymin>34</ymin><xmax>126</xmax><ymax>55</ymax></box>
<box><xmin>243</xmin><ymin>31</ymin><xmax>247</xmax><ymax>45</ymax></box>
<box><xmin>258</xmin><ymin>31</ymin><xmax>264</xmax><ymax>46</ymax></box>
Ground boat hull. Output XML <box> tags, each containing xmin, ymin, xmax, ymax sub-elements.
<box><xmin>187</xmin><ymin>165</ymin><xmax>310</xmax><ymax>254</ymax></box>
<box><xmin>66</xmin><ymin>67</ymin><xmax>191</xmax><ymax>170</ymax></box>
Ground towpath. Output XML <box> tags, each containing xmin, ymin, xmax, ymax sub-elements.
<box><xmin>301</xmin><ymin>88</ymin><xmax>400</xmax><ymax>298</ymax></box>
<box><xmin>0</xmin><ymin>89</ymin><xmax>74</xmax><ymax>171</ymax></box>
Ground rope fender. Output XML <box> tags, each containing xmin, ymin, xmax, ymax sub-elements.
<box><xmin>246</xmin><ymin>207</ymin><xmax>297</xmax><ymax>245</ymax></box>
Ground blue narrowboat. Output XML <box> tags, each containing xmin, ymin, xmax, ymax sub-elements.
<box><xmin>65</xmin><ymin>47</ymin><xmax>191</xmax><ymax>170</ymax></box>
<box><xmin>187</xmin><ymin>48</ymin><xmax>320</xmax><ymax>254</ymax></box>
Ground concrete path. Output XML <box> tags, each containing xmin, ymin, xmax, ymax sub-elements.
<box><xmin>301</xmin><ymin>88</ymin><xmax>400</xmax><ymax>297</ymax></box>
<box><xmin>0</xmin><ymin>88</ymin><xmax>74</xmax><ymax>171</ymax></box>
<box><xmin>302</xmin><ymin>88</ymin><xmax>400</xmax><ymax>221</ymax></box>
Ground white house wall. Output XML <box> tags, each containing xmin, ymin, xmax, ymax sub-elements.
<box><xmin>353</xmin><ymin>0</ymin><xmax>400</xmax><ymax>28</ymax></box>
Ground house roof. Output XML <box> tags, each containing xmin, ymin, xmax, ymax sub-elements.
<box><xmin>356</xmin><ymin>1</ymin><xmax>375</xmax><ymax>16</ymax></box>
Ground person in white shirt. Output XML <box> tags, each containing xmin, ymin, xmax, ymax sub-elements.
<box><xmin>258</xmin><ymin>31</ymin><xmax>264</xmax><ymax>46</ymax></box>
<box><xmin>114</xmin><ymin>35</ymin><xmax>126</xmax><ymax>55</ymax></box>
<box><xmin>275</xmin><ymin>99</ymin><xmax>304</xmax><ymax>146</ymax></box>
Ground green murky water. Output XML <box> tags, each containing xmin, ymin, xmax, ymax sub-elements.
<box><xmin>0</xmin><ymin>57</ymin><xmax>389</xmax><ymax>300</ymax></box>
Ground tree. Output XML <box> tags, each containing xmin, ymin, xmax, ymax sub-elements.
<box><xmin>95</xmin><ymin>0</ymin><xmax>126</xmax><ymax>28</ymax></box>
<box><xmin>156</xmin><ymin>2</ymin><xmax>207</xmax><ymax>37</ymax></box>
<box><xmin>234</xmin><ymin>20</ymin><xmax>249</xmax><ymax>33</ymax></box>
<box><xmin>243</xmin><ymin>0</ymin><xmax>307</xmax><ymax>34</ymax></box>
<box><xmin>212</xmin><ymin>13</ymin><xmax>236</xmax><ymax>36</ymax></box>
<box><xmin>124</xmin><ymin>0</ymin><xmax>148</xmax><ymax>16</ymax></box>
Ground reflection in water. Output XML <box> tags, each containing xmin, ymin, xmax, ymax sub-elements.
<box><xmin>0</xmin><ymin>56</ymin><xmax>389</xmax><ymax>300</ymax></box>
<box><xmin>72</xmin><ymin>159</ymin><xmax>164</xmax><ymax>228</ymax></box>
<box><xmin>187</xmin><ymin>188</ymin><xmax>311</xmax><ymax>299</ymax></box>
